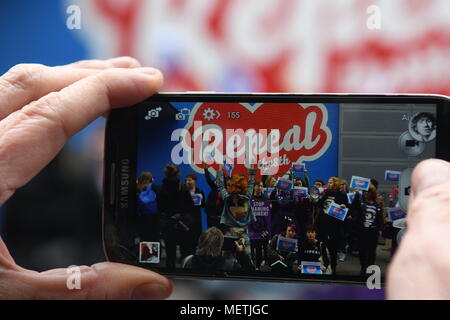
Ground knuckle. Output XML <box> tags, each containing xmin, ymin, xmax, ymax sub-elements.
<box><xmin>23</xmin><ymin>92</ymin><xmax>70</xmax><ymax>139</ymax></box>
<box><xmin>0</xmin><ymin>63</ymin><xmax>46</xmax><ymax>91</ymax></box>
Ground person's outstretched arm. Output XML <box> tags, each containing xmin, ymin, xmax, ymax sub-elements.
<box><xmin>0</xmin><ymin>57</ymin><xmax>172</xmax><ymax>300</ymax></box>
<box><xmin>204</xmin><ymin>165</ymin><xmax>216</xmax><ymax>190</ymax></box>
<box><xmin>246</xmin><ymin>165</ymin><xmax>256</xmax><ymax>198</ymax></box>
<box><xmin>216</xmin><ymin>164</ymin><xmax>228</xmax><ymax>199</ymax></box>
<box><xmin>387</xmin><ymin>159</ymin><xmax>450</xmax><ymax>299</ymax></box>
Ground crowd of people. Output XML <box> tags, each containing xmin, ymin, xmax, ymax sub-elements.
<box><xmin>136</xmin><ymin>163</ymin><xmax>401</xmax><ymax>277</ymax></box>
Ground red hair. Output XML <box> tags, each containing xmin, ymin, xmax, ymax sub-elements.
<box><xmin>227</xmin><ymin>174</ymin><xmax>248</xmax><ymax>195</ymax></box>
<box><xmin>282</xmin><ymin>224</ymin><xmax>297</xmax><ymax>236</ymax></box>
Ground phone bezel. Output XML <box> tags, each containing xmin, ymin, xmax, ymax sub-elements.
<box><xmin>103</xmin><ymin>93</ymin><xmax>450</xmax><ymax>286</ymax></box>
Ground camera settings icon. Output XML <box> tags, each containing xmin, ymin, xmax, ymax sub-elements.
<box><xmin>144</xmin><ymin>107</ymin><xmax>162</xmax><ymax>120</ymax></box>
<box><xmin>175</xmin><ymin>108</ymin><xmax>191</xmax><ymax>121</ymax></box>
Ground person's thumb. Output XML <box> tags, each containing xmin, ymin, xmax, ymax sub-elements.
<box><xmin>1</xmin><ymin>262</ymin><xmax>173</xmax><ymax>300</ymax></box>
<box><xmin>408</xmin><ymin>159</ymin><xmax>450</xmax><ymax>229</ymax></box>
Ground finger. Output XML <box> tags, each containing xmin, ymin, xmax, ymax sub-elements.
<box><xmin>410</xmin><ymin>159</ymin><xmax>450</xmax><ymax>202</ymax></box>
<box><xmin>0</xmin><ymin>262</ymin><xmax>173</xmax><ymax>300</ymax></box>
<box><xmin>406</xmin><ymin>159</ymin><xmax>450</xmax><ymax>229</ymax></box>
<box><xmin>0</xmin><ymin>237</ymin><xmax>19</xmax><ymax>269</ymax></box>
<box><xmin>0</xmin><ymin>67</ymin><xmax>163</xmax><ymax>204</ymax></box>
<box><xmin>0</xmin><ymin>57</ymin><xmax>142</xmax><ymax>120</ymax></box>
<box><xmin>68</xmin><ymin>56</ymin><xmax>141</xmax><ymax>69</ymax></box>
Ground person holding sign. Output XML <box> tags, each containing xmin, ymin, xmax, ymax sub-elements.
<box><xmin>270</xmin><ymin>178</ymin><xmax>298</xmax><ymax>237</ymax></box>
<box><xmin>249</xmin><ymin>180</ymin><xmax>271</xmax><ymax>270</ymax></box>
<box><xmin>297</xmin><ymin>226</ymin><xmax>330</xmax><ymax>274</ymax></box>
<box><xmin>291</xmin><ymin>163</ymin><xmax>310</xmax><ymax>189</ymax></box>
<box><xmin>267</xmin><ymin>224</ymin><xmax>298</xmax><ymax>274</ymax></box>
<box><xmin>317</xmin><ymin>177</ymin><xmax>349</xmax><ymax>275</ymax></box>
<box><xmin>349</xmin><ymin>184</ymin><xmax>384</xmax><ymax>276</ymax></box>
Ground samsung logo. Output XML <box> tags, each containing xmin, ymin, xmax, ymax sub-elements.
<box><xmin>120</xmin><ymin>159</ymin><xmax>130</xmax><ymax>208</ymax></box>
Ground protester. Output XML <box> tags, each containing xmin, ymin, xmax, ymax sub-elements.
<box><xmin>158</xmin><ymin>163</ymin><xmax>195</xmax><ymax>269</ymax></box>
<box><xmin>267</xmin><ymin>224</ymin><xmax>298</xmax><ymax>274</ymax></box>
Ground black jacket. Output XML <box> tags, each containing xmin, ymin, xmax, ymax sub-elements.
<box><xmin>157</xmin><ymin>177</ymin><xmax>195</xmax><ymax>234</ymax></box>
<box><xmin>349</xmin><ymin>193</ymin><xmax>384</xmax><ymax>232</ymax></box>
<box><xmin>204</xmin><ymin>168</ymin><xmax>224</xmax><ymax>227</ymax></box>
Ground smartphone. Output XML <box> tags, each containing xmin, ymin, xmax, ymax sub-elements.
<box><xmin>103</xmin><ymin>92</ymin><xmax>450</xmax><ymax>285</ymax></box>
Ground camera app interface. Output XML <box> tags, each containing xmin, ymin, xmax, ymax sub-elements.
<box><xmin>135</xmin><ymin>101</ymin><xmax>436</xmax><ymax>280</ymax></box>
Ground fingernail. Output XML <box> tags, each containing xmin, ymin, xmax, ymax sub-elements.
<box><xmin>413</xmin><ymin>160</ymin><xmax>450</xmax><ymax>195</ymax></box>
<box><xmin>133</xmin><ymin>67</ymin><xmax>158</xmax><ymax>75</ymax></box>
<box><xmin>131</xmin><ymin>283</ymin><xmax>170</xmax><ymax>300</ymax></box>
<box><xmin>107</xmin><ymin>56</ymin><xmax>139</xmax><ymax>67</ymax></box>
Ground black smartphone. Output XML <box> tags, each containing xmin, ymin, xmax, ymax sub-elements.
<box><xmin>103</xmin><ymin>92</ymin><xmax>450</xmax><ymax>285</ymax></box>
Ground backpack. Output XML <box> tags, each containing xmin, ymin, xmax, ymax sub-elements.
<box><xmin>138</xmin><ymin>184</ymin><xmax>158</xmax><ymax>216</ymax></box>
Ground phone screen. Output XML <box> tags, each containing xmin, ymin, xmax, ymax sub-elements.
<box><xmin>130</xmin><ymin>99</ymin><xmax>437</xmax><ymax>282</ymax></box>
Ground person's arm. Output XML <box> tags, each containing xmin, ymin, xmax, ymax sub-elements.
<box><xmin>303</xmin><ymin>171</ymin><xmax>310</xmax><ymax>188</ymax></box>
<box><xmin>267</xmin><ymin>235</ymin><xmax>279</xmax><ymax>262</ymax></box>
<box><xmin>204</xmin><ymin>166</ymin><xmax>216</xmax><ymax>190</ymax></box>
<box><xmin>246</xmin><ymin>166</ymin><xmax>256</xmax><ymax>198</ymax></box>
<box><xmin>200</xmin><ymin>189</ymin><xmax>206</xmax><ymax>208</ymax></box>
<box><xmin>320</xmin><ymin>242</ymin><xmax>330</xmax><ymax>269</ymax></box>
<box><xmin>0</xmin><ymin>58</ymin><xmax>172</xmax><ymax>300</ymax></box>
<box><xmin>216</xmin><ymin>165</ymin><xmax>228</xmax><ymax>199</ymax></box>
<box><xmin>234</xmin><ymin>245</ymin><xmax>256</xmax><ymax>272</ymax></box>
<box><xmin>376</xmin><ymin>205</ymin><xmax>385</xmax><ymax>233</ymax></box>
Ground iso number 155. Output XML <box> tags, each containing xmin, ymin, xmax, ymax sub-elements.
<box><xmin>228</xmin><ymin>111</ymin><xmax>241</xmax><ymax>119</ymax></box>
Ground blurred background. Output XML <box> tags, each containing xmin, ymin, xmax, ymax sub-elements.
<box><xmin>1</xmin><ymin>0</ymin><xmax>449</xmax><ymax>299</ymax></box>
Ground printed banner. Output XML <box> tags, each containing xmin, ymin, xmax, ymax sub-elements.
<box><xmin>191</xmin><ymin>193</ymin><xmax>202</xmax><ymax>206</ymax></box>
<box><xmin>385</xmin><ymin>170</ymin><xmax>401</xmax><ymax>181</ymax></box>
<box><xmin>276</xmin><ymin>236</ymin><xmax>298</xmax><ymax>252</ymax></box>
<box><xmin>388</xmin><ymin>207</ymin><xmax>407</xmax><ymax>221</ymax></box>
<box><xmin>277</xmin><ymin>178</ymin><xmax>293</xmax><ymax>191</ymax></box>
<box><xmin>291</xmin><ymin>162</ymin><xmax>306</xmax><ymax>173</ymax></box>
<box><xmin>326</xmin><ymin>202</ymin><xmax>348</xmax><ymax>221</ymax></box>
<box><xmin>293</xmin><ymin>187</ymin><xmax>309</xmax><ymax>198</ymax></box>
<box><xmin>350</xmin><ymin>176</ymin><xmax>371</xmax><ymax>191</ymax></box>
<box><xmin>300</xmin><ymin>261</ymin><xmax>322</xmax><ymax>275</ymax></box>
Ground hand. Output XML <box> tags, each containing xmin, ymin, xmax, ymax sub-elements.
<box><xmin>234</xmin><ymin>241</ymin><xmax>245</xmax><ymax>253</ymax></box>
<box><xmin>340</xmin><ymin>204</ymin><xmax>347</xmax><ymax>209</ymax></box>
<box><xmin>387</xmin><ymin>159</ymin><xmax>450</xmax><ymax>299</ymax></box>
<box><xmin>0</xmin><ymin>58</ymin><xmax>172</xmax><ymax>299</ymax></box>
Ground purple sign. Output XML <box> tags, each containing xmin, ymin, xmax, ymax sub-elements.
<box><xmin>248</xmin><ymin>200</ymin><xmax>271</xmax><ymax>240</ymax></box>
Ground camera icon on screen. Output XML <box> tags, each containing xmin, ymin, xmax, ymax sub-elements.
<box><xmin>144</xmin><ymin>107</ymin><xmax>162</xmax><ymax>120</ymax></box>
<box><xmin>175</xmin><ymin>108</ymin><xmax>191</xmax><ymax>121</ymax></box>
